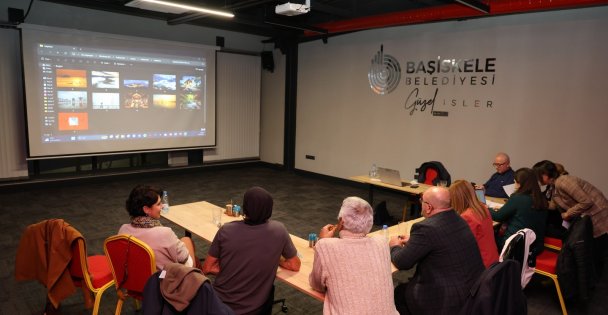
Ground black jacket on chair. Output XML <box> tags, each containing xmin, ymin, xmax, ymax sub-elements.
<box><xmin>143</xmin><ymin>271</ymin><xmax>235</xmax><ymax>315</ymax></box>
<box><xmin>459</xmin><ymin>259</ymin><xmax>527</xmax><ymax>315</ymax></box>
<box><xmin>556</xmin><ymin>215</ymin><xmax>596</xmax><ymax>300</ymax></box>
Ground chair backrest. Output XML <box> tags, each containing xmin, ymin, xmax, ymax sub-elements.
<box><xmin>69</xmin><ymin>238</ymin><xmax>90</xmax><ymax>283</ymax></box>
<box><xmin>500</xmin><ymin>228</ymin><xmax>536</xmax><ymax>288</ymax></box>
<box><xmin>104</xmin><ymin>235</ymin><xmax>156</xmax><ymax>296</ymax></box>
<box><xmin>415</xmin><ymin>161</ymin><xmax>451</xmax><ymax>186</ymax></box>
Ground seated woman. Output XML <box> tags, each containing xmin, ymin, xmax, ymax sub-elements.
<box><xmin>449</xmin><ymin>180</ymin><xmax>499</xmax><ymax>268</ymax></box>
<box><xmin>309</xmin><ymin>197</ymin><xmax>398</xmax><ymax>315</ymax></box>
<box><xmin>118</xmin><ymin>185</ymin><xmax>198</xmax><ymax>271</ymax></box>
<box><xmin>202</xmin><ymin>186</ymin><xmax>301</xmax><ymax>315</ymax></box>
<box><xmin>491</xmin><ymin>168</ymin><xmax>548</xmax><ymax>256</ymax></box>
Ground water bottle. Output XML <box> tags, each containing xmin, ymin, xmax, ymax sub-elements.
<box><xmin>371</xmin><ymin>163</ymin><xmax>378</xmax><ymax>179</ymax></box>
<box><xmin>382</xmin><ymin>224</ymin><xmax>389</xmax><ymax>242</ymax></box>
<box><xmin>161</xmin><ymin>191</ymin><xmax>169</xmax><ymax>214</ymax></box>
<box><xmin>233</xmin><ymin>204</ymin><xmax>241</xmax><ymax>217</ymax></box>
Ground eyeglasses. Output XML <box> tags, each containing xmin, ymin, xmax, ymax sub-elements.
<box><xmin>492</xmin><ymin>162</ymin><xmax>507</xmax><ymax>167</ymax></box>
<box><xmin>419</xmin><ymin>198</ymin><xmax>431</xmax><ymax>206</ymax></box>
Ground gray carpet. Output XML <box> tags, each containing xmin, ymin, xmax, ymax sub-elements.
<box><xmin>0</xmin><ymin>164</ymin><xmax>606</xmax><ymax>314</ymax></box>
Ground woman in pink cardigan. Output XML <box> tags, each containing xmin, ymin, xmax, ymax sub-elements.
<box><xmin>309</xmin><ymin>197</ymin><xmax>398</xmax><ymax>315</ymax></box>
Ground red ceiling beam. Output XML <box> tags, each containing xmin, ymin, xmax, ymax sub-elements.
<box><xmin>305</xmin><ymin>0</ymin><xmax>608</xmax><ymax>36</ymax></box>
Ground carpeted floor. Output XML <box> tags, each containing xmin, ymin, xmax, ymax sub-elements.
<box><xmin>0</xmin><ymin>164</ymin><xmax>606</xmax><ymax>314</ymax></box>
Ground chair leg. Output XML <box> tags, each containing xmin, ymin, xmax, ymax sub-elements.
<box><xmin>92</xmin><ymin>283</ymin><xmax>113</xmax><ymax>315</ymax></box>
<box><xmin>115</xmin><ymin>290</ymin><xmax>126</xmax><ymax>315</ymax></box>
<box><xmin>550</xmin><ymin>275</ymin><xmax>568</xmax><ymax>315</ymax></box>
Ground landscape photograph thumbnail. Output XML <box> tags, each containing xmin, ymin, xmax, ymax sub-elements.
<box><xmin>123</xmin><ymin>79</ymin><xmax>149</xmax><ymax>89</ymax></box>
<box><xmin>153</xmin><ymin>94</ymin><xmax>176</xmax><ymax>109</ymax></box>
<box><xmin>91</xmin><ymin>71</ymin><xmax>120</xmax><ymax>89</ymax></box>
<box><xmin>56</xmin><ymin>69</ymin><xmax>87</xmax><ymax>88</ymax></box>
<box><xmin>153</xmin><ymin>74</ymin><xmax>176</xmax><ymax>91</ymax></box>
<box><xmin>57</xmin><ymin>91</ymin><xmax>88</xmax><ymax>109</ymax></box>
<box><xmin>180</xmin><ymin>76</ymin><xmax>201</xmax><ymax>92</ymax></box>
<box><xmin>179</xmin><ymin>93</ymin><xmax>201</xmax><ymax>110</ymax></box>
<box><xmin>92</xmin><ymin>93</ymin><xmax>120</xmax><ymax>109</ymax></box>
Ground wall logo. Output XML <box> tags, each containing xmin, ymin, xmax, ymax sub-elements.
<box><xmin>368</xmin><ymin>45</ymin><xmax>401</xmax><ymax>95</ymax></box>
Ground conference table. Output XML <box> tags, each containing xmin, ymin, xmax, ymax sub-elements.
<box><xmin>161</xmin><ymin>201</ymin><xmax>325</xmax><ymax>301</ymax></box>
<box><xmin>350</xmin><ymin>174</ymin><xmax>507</xmax><ymax>210</ymax></box>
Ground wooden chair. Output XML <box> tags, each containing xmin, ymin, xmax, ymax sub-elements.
<box><xmin>104</xmin><ymin>235</ymin><xmax>156</xmax><ymax>315</ymax></box>
<box><xmin>534</xmin><ymin>237</ymin><xmax>567</xmax><ymax>315</ymax></box>
<box><xmin>69</xmin><ymin>238</ymin><xmax>114</xmax><ymax>315</ymax></box>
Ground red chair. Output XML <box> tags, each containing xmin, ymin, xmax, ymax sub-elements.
<box><xmin>534</xmin><ymin>237</ymin><xmax>566</xmax><ymax>315</ymax></box>
<box><xmin>104</xmin><ymin>235</ymin><xmax>156</xmax><ymax>315</ymax></box>
<box><xmin>69</xmin><ymin>238</ymin><xmax>114</xmax><ymax>315</ymax></box>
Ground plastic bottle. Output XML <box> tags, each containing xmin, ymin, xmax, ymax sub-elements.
<box><xmin>161</xmin><ymin>191</ymin><xmax>169</xmax><ymax>214</ymax></box>
<box><xmin>371</xmin><ymin>163</ymin><xmax>378</xmax><ymax>179</ymax></box>
<box><xmin>382</xmin><ymin>224</ymin><xmax>389</xmax><ymax>242</ymax></box>
<box><xmin>233</xmin><ymin>204</ymin><xmax>241</xmax><ymax>217</ymax></box>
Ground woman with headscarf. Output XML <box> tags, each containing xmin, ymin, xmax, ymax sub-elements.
<box><xmin>202</xmin><ymin>187</ymin><xmax>301</xmax><ymax>315</ymax></box>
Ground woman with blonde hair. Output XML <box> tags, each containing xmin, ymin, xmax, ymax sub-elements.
<box><xmin>450</xmin><ymin>180</ymin><xmax>499</xmax><ymax>268</ymax></box>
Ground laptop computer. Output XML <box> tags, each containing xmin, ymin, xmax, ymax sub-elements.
<box><xmin>377</xmin><ymin>167</ymin><xmax>403</xmax><ymax>187</ymax></box>
<box><xmin>475</xmin><ymin>188</ymin><xmax>487</xmax><ymax>204</ymax></box>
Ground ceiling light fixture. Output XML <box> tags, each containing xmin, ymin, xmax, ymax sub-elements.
<box><xmin>130</xmin><ymin>0</ymin><xmax>234</xmax><ymax>18</ymax></box>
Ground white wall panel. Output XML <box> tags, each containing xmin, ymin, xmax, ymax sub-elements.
<box><xmin>0</xmin><ymin>29</ymin><xmax>28</xmax><ymax>180</ymax></box>
<box><xmin>205</xmin><ymin>52</ymin><xmax>261</xmax><ymax>161</ymax></box>
<box><xmin>296</xmin><ymin>7</ymin><xmax>608</xmax><ymax>193</ymax></box>
<box><xmin>260</xmin><ymin>49</ymin><xmax>285</xmax><ymax>165</ymax></box>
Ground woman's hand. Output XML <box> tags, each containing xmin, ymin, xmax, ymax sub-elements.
<box><xmin>319</xmin><ymin>224</ymin><xmax>336</xmax><ymax>239</ymax></box>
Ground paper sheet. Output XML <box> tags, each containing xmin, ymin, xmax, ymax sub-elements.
<box><xmin>502</xmin><ymin>183</ymin><xmax>516</xmax><ymax>197</ymax></box>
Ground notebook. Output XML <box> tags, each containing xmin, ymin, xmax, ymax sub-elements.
<box><xmin>377</xmin><ymin>167</ymin><xmax>403</xmax><ymax>187</ymax></box>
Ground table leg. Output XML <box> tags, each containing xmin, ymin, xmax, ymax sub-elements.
<box><xmin>368</xmin><ymin>184</ymin><xmax>374</xmax><ymax>206</ymax></box>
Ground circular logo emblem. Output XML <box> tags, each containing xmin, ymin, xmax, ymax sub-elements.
<box><xmin>368</xmin><ymin>45</ymin><xmax>401</xmax><ymax>95</ymax></box>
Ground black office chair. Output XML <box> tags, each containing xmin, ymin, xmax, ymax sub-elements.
<box><xmin>261</xmin><ymin>285</ymin><xmax>287</xmax><ymax>314</ymax></box>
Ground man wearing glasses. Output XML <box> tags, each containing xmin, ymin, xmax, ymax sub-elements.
<box><xmin>476</xmin><ymin>152</ymin><xmax>515</xmax><ymax>198</ymax></box>
<box><xmin>389</xmin><ymin>187</ymin><xmax>484</xmax><ymax>315</ymax></box>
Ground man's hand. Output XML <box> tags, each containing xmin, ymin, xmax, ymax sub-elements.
<box><xmin>389</xmin><ymin>235</ymin><xmax>408</xmax><ymax>248</ymax></box>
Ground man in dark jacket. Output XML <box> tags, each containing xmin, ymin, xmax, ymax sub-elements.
<box><xmin>390</xmin><ymin>187</ymin><xmax>485</xmax><ymax>315</ymax></box>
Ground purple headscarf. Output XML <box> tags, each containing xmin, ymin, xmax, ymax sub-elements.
<box><xmin>242</xmin><ymin>186</ymin><xmax>273</xmax><ymax>225</ymax></box>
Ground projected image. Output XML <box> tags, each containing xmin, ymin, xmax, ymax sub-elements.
<box><xmin>153</xmin><ymin>94</ymin><xmax>176</xmax><ymax>109</ymax></box>
<box><xmin>123</xmin><ymin>91</ymin><xmax>150</xmax><ymax>109</ymax></box>
<box><xmin>123</xmin><ymin>79</ymin><xmax>149</xmax><ymax>88</ymax></box>
<box><xmin>153</xmin><ymin>74</ymin><xmax>176</xmax><ymax>91</ymax></box>
<box><xmin>92</xmin><ymin>71</ymin><xmax>120</xmax><ymax>89</ymax></box>
<box><xmin>180</xmin><ymin>76</ymin><xmax>201</xmax><ymax>92</ymax></box>
<box><xmin>92</xmin><ymin>93</ymin><xmax>120</xmax><ymax>109</ymax></box>
<box><xmin>57</xmin><ymin>91</ymin><xmax>88</xmax><ymax>109</ymax></box>
<box><xmin>56</xmin><ymin>69</ymin><xmax>87</xmax><ymax>88</ymax></box>
<box><xmin>180</xmin><ymin>93</ymin><xmax>201</xmax><ymax>110</ymax></box>
<box><xmin>58</xmin><ymin>112</ymin><xmax>89</xmax><ymax>131</ymax></box>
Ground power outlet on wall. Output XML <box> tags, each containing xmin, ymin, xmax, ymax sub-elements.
<box><xmin>305</xmin><ymin>155</ymin><xmax>315</xmax><ymax>160</ymax></box>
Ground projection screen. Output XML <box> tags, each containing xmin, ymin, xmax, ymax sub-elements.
<box><xmin>20</xmin><ymin>24</ymin><xmax>216</xmax><ymax>159</ymax></box>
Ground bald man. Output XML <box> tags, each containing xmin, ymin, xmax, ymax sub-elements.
<box><xmin>389</xmin><ymin>187</ymin><xmax>484</xmax><ymax>315</ymax></box>
<box><xmin>478</xmin><ymin>152</ymin><xmax>515</xmax><ymax>198</ymax></box>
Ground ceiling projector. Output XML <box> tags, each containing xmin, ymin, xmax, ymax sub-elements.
<box><xmin>275</xmin><ymin>0</ymin><xmax>310</xmax><ymax>16</ymax></box>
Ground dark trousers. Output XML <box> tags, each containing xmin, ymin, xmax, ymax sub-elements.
<box><xmin>394</xmin><ymin>283</ymin><xmax>412</xmax><ymax>315</ymax></box>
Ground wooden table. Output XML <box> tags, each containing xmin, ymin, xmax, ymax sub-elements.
<box><xmin>162</xmin><ymin>201</ymin><xmax>325</xmax><ymax>301</ymax></box>
<box><xmin>350</xmin><ymin>175</ymin><xmax>430</xmax><ymax>206</ymax></box>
